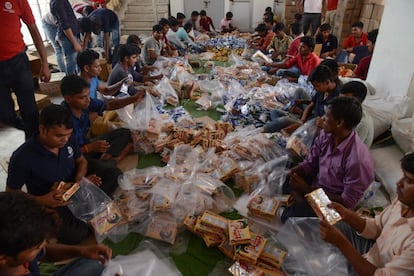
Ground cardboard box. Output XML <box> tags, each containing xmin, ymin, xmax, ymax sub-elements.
<box><xmin>346</xmin><ymin>0</ymin><xmax>355</xmax><ymax>9</ymax></box>
<box><xmin>371</xmin><ymin>4</ymin><xmax>384</xmax><ymax>20</ymax></box>
<box><xmin>343</xmin><ymin>10</ymin><xmax>353</xmax><ymax>24</ymax></box>
<box><xmin>360</xmin><ymin>4</ymin><xmax>374</xmax><ymax>18</ymax></box>
<box><xmin>284</xmin><ymin>5</ymin><xmax>297</xmax><ymax>19</ymax></box>
<box><xmin>13</xmin><ymin>93</ymin><xmax>51</xmax><ymax>112</ymax></box>
<box><xmin>364</xmin><ymin>0</ymin><xmax>384</xmax><ymax>5</ymax></box>
<box><xmin>368</xmin><ymin>19</ymin><xmax>380</xmax><ymax>31</ymax></box>
<box><xmin>38</xmin><ymin>72</ymin><xmax>65</xmax><ymax>95</ymax></box>
<box><xmin>360</xmin><ymin>17</ymin><xmax>371</xmax><ymax>32</ymax></box>
<box><xmin>99</xmin><ymin>59</ymin><xmax>112</xmax><ymax>82</ymax></box>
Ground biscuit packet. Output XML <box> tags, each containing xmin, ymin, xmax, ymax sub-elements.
<box><xmin>89</xmin><ymin>202</ymin><xmax>123</xmax><ymax>236</ymax></box>
<box><xmin>258</xmin><ymin>242</ymin><xmax>287</xmax><ymax>269</ymax></box>
<box><xmin>194</xmin><ymin>216</ymin><xmax>225</xmax><ymax>239</ymax></box>
<box><xmin>201</xmin><ymin>232</ymin><xmax>224</xmax><ymax>247</ymax></box>
<box><xmin>305</xmin><ymin>188</ymin><xmax>342</xmax><ymax>225</ymax></box>
<box><xmin>234</xmin><ymin>232</ymin><xmax>267</xmax><ymax>264</ymax></box>
<box><xmin>183</xmin><ymin>214</ymin><xmax>199</xmax><ymax>234</ymax></box>
<box><xmin>54</xmin><ymin>181</ymin><xmax>80</xmax><ymax>201</ymax></box>
<box><xmin>228</xmin><ymin>260</ymin><xmax>264</xmax><ymax>276</ymax></box>
<box><xmin>200</xmin><ymin>210</ymin><xmax>228</xmax><ymax>234</ymax></box>
<box><xmin>218</xmin><ymin>239</ymin><xmax>235</xmax><ymax>259</ymax></box>
<box><xmin>255</xmin><ymin>261</ymin><xmax>286</xmax><ymax>276</ymax></box>
<box><xmin>247</xmin><ymin>195</ymin><xmax>280</xmax><ymax>221</ymax></box>
<box><xmin>145</xmin><ymin>216</ymin><xmax>178</xmax><ymax>244</ymax></box>
<box><xmin>228</xmin><ymin>219</ymin><xmax>251</xmax><ymax>246</ymax></box>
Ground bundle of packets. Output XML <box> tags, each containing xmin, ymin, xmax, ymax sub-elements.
<box><xmin>228</xmin><ymin>260</ymin><xmax>286</xmax><ymax>276</ymax></box>
<box><xmin>183</xmin><ymin>211</ymin><xmax>288</xmax><ymax>275</ymax></box>
<box><xmin>54</xmin><ymin>181</ymin><xmax>80</xmax><ymax>201</ymax></box>
<box><xmin>145</xmin><ymin>216</ymin><xmax>178</xmax><ymax>245</ymax></box>
<box><xmin>247</xmin><ymin>194</ymin><xmax>291</xmax><ymax>221</ymax></box>
<box><xmin>89</xmin><ymin>202</ymin><xmax>124</xmax><ymax>236</ymax></box>
<box><xmin>305</xmin><ymin>188</ymin><xmax>342</xmax><ymax>225</ymax></box>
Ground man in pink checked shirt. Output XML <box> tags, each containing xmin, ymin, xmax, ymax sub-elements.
<box><xmin>320</xmin><ymin>152</ymin><xmax>414</xmax><ymax>275</ymax></box>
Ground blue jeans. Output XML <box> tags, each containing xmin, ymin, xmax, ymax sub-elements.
<box><xmin>52</xmin><ymin>258</ymin><xmax>104</xmax><ymax>276</ymax></box>
<box><xmin>0</xmin><ymin>51</ymin><xmax>38</xmax><ymax>139</ymax></box>
<box><xmin>42</xmin><ymin>20</ymin><xmax>66</xmax><ymax>72</ymax></box>
<box><xmin>301</xmin><ymin>13</ymin><xmax>321</xmax><ymax>36</ymax></box>
<box><xmin>98</xmin><ymin>21</ymin><xmax>120</xmax><ymax>55</ymax></box>
<box><xmin>275</xmin><ymin>66</ymin><xmax>301</xmax><ymax>78</ymax></box>
<box><xmin>58</xmin><ymin>35</ymin><xmax>78</xmax><ymax>74</ymax></box>
<box><xmin>264</xmin><ymin>109</ymin><xmax>300</xmax><ymax>133</ymax></box>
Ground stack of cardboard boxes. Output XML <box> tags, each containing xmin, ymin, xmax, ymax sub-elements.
<box><xmin>359</xmin><ymin>0</ymin><xmax>384</xmax><ymax>33</ymax></box>
<box><xmin>283</xmin><ymin>0</ymin><xmax>298</xmax><ymax>32</ymax></box>
<box><xmin>334</xmin><ymin>0</ymin><xmax>364</xmax><ymax>45</ymax></box>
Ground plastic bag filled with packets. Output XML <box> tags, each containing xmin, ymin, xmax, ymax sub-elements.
<box><xmin>122</xmin><ymin>92</ymin><xmax>174</xmax><ymax>154</ymax></box>
<box><xmin>67</xmin><ymin>178</ymin><xmax>129</xmax><ymax>243</ymax></box>
<box><xmin>182</xmin><ymin>210</ymin><xmax>288</xmax><ymax>276</ymax></box>
<box><xmin>286</xmin><ymin>118</ymin><xmax>318</xmax><ymax>161</ymax></box>
<box><xmin>154</xmin><ymin>77</ymin><xmax>180</xmax><ymax>106</ymax></box>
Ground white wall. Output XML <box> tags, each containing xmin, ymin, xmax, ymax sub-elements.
<box><xmin>170</xmin><ymin>0</ymin><xmax>184</xmax><ymax>19</ymax></box>
<box><xmin>367</xmin><ymin>0</ymin><xmax>414</xmax><ymax>102</ymax></box>
<box><xmin>251</xmin><ymin>0</ymin><xmax>274</xmax><ymax>28</ymax></box>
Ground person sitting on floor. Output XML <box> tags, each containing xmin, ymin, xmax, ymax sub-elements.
<box><xmin>199</xmin><ymin>10</ymin><xmax>216</xmax><ymax>34</ymax></box>
<box><xmin>337</xmin><ymin>21</ymin><xmax>368</xmax><ymax>63</ymax></box>
<box><xmin>263</xmin><ymin>64</ymin><xmax>339</xmax><ymax>133</ymax></box>
<box><xmin>281</xmin><ymin>96</ymin><xmax>375</xmax><ymax>222</ymax></box>
<box><xmin>265</xmin><ymin>36</ymin><xmax>320</xmax><ymax>81</ymax></box>
<box><xmin>220</xmin><ymin>11</ymin><xmax>237</xmax><ymax>33</ymax></box>
<box><xmin>315</xmin><ymin>23</ymin><xmax>338</xmax><ymax>59</ymax></box>
<box><xmin>340</xmin><ymin>81</ymin><xmax>374</xmax><ymax>147</ymax></box>
<box><xmin>77</xmin><ymin>49</ymin><xmax>126</xmax><ymax>99</ymax></box>
<box><xmin>7</xmin><ymin>105</ymin><xmax>95</xmax><ymax>244</ymax></box>
<box><xmin>142</xmin><ymin>24</ymin><xmax>167</xmax><ymax>65</ymax></box>
<box><xmin>177</xmin><ymin>12</ymin><xmax>186</xmax><ymax>27</ymax></box>
<box><xmin>0</xmin><ymin>192</ymin><xmax>112</xmax><ymax>276</ymax></box>
<box><xmin>166</xmin><ymin>17</ymin><xmax>187</xmax><ymax>55</ymax></box>
<box><xmin>353</xmin><ymin>29</ymin><xmax>379</xmax><ymax>80</ymax></box>
<box><xmin>320</xmin><ymin>152</ymin><xmax>414</xmax><ymax>275</ymax></box>
<box><xmin>61</xmin><ymin>74</ymin><xmax>143</xmax><ymax>165</ymax></box>
<box><xmin>250</xmin><ymin>23</ymin><xmax>275</xmax><ymax>53</ymax></box>
<box><xmin>267</xmin><ymin>23</ymin><xmax>293</xmax><ymax>62</ymax></box>
<box><xmin>108</xmin><ymin>44</ymin><xmax>155</xmax><ymax>97</ymax></box>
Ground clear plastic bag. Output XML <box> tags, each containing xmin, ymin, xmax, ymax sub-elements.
<box><xmin>118</xmin><ymin>166</ymin><xmax>163</xmax><ymax>191</ymax></box>
<box><xmin>286</xmin><ymin>118</ymin><xmax>318</xmax><ymax>160</ymax></box>
<box><xmin>358</xmin><ymin>181</ymin><xmax>390</xmax><ymax>209</ymax></box>
<box><xmin>67</xmin><ymin>178</ymin><xmax>112</xmax><ymax>222</ymax></box>
<box><xmin>102</xmin><ymin>241</ymin><xmax>182</xmax><ymax>276</ymax></box>
<box><xmin>277</xmin><ymin>218</ymin><xmax>348</xmax><ymax>276</ymax></box>
<box><xmin>155</xmin><ymin>77</ymin><xmax>180</xmax><ymax>106</ymax></box>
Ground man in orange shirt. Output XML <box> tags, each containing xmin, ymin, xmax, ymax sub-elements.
<box><xmin>251</xmin><ymin>23</ymin><xmax>275</xmax><ymax>53</ymax></box>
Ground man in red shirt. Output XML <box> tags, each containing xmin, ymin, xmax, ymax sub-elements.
<box><xmin>286</xmin><ymin>22</ymin><xmax>304</xmax><ymax>60</ymax></box>
<box><xmin>354</xmin><ymin>29</ymin><xmax>378</xmax><ymax>80</ymax></box>
<box><xmin>343</xmin><ymin>21</ymin><xmax>368</xmax><ymax>53</ymax></box>
<box><xmin>0</xmin><ymin>0</ymin><xmax>51</xmax><ymax>139</ymax></box>
<box><xmin>266</xmin><ymin>36</ymin><xmax>321</xmax><ymax>80</ymax></box>
<box><xmin>251</xmin><ymin>23</ymin><xmax>275</xmax><ymax>53</ymax></box>
<box><xmin>199</xmin><ymin>10</ymin><xmax>216</xmax><ymax>34</ymax></box>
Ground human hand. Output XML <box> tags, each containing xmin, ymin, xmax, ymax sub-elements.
<box><xmin>86</xmin><ymin>174</ymin><xmax>102</xmax><ymax>186</ymax></box>
<box><xmin>144</xmin><ymin>81</ymin><xmax>154</xmax><ymax>87</ymax></box>
<box><xmin>80</xmin><ymin>244</ymin><xmax>112</xmax><ymax>264</ymax></box>
<box><xmin>89</xmin><ymin>140</ymin><xmax>110</xmax><ymax>153</ymax></box>
<box><xmin>321</xmin><ymin>52</ymin><xmax>329</xmax><ymax>59</ymax></box>
<box><xmin>328</xmin><ymin>202</ymin><xmax>351</xmax><ymax>222</ymax></box>
<box><xmin>148</xmin><ymin>88</ymin><xmax>161</xmax><ymax>98</ymax></box>
<box><xmin>133</xmin><ymin>89</ymin><xmax>146</xmax><ymax>102</ymax></box>
<box><xmin>74</xmin><ymin>41</ymin><xmax>82</xmax><ymax>52</ymax></box>
<box><xmin>319</xmin><ymin>219</ymin><xmax>347</xmax><ymax>247</ymax></box>
<box><xmin>40</xmin><ymin>63</ymin><xmax>51</xmax><ymax>82</ymax></box>
<box><xmin>316</xmin><ymin>116</ymin><xmax>323</xmax><ymax>128</ymax></box>
<box><xmin>268</xmin><ymin>68</ymin><xmax>278</xmax><ymax>75</ymax></box>
<box><xmin>38</xmin><ymin>190</ymin><xmax>70</xmax><ymax>208</ymax></box>
<box><xmin>289</xmin><ymin>172</ymin><xmax>311</xmax><ymax>195</ymax></box>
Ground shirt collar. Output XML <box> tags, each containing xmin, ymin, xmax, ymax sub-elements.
<box><xmin>335</xmin><ymin>131</ymin><xmax>357</xmax><ymax>153</ymax></box>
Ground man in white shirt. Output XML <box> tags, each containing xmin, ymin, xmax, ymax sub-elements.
<box><xmin>297</xmin><ymin>0</ymin><xmax>326</xmax><ymax>36</ymax></box>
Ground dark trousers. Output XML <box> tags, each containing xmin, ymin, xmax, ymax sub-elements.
<box><xmin>301</xmin><ymin>13</ymin><xmax>321</xmax><ymax>36</ymax></box>
<box><xmin>0</xmin><ymin>51</ymin><xmax>38</xmax><ymax>139</ymax></box>
<box><xmin>86</xmin><ymin>158</ymin><xmax>121</xmax><ymax>196</ymax></box>
<box><xmin>56</xmin><ymin>206</ymin><xmax>90</xmax><ymax>245</ymax></box>
<box><xmin>90</xmin><ymin>128</ymin><xmax>132</xmax><ymax>157</ymax></box>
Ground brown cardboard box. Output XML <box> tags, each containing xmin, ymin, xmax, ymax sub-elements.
<box><xmin>346</xmin><ymin>0</ymin><xmax>355</xmax><ymax>9</ymax></box>
<box><xmin>38</xmin><ymin>72</ymin><xmax>65</xmax><ymax>95</ymax></box>
<box><xmin>13</xmin><ymin>93</ymin><xmax>51</xmax><ymax>112</ymax></box>
<box><xmin>343</xmin><ymin>10</ymin><xmax>353</xmax><ymax>24</ymax></box>
<box><xmin>360</xmin><ymin>4</ymin><xmax>374</xmax><ymax>18</ymax></box>
<box><xmin>368</xmin><ymin>19</ymin><xmax>380</xmax><ymax>31</ymax></box>
<box><xmin>284</xmin><ymin>5</ymin><xmax>297</xmax><ymax>19</ymax></box>
<box><xmin>364</xmin><ymin>0</ymin><xmax>384</xmax><ymax>5</ymax></box>
<box><xmin>371</xmin><ymin>4</ymin><xmax>384</xmax><ymax>20</ymax></box>
<box><xmin>360</xmin><ymin>17</ymin><xmax>371</xmax><ymax>32</ymax></box>
<box><xmin>99</xmin><ymin>59</ymin><xmax>112</xmax><ymax>81</ymax></box>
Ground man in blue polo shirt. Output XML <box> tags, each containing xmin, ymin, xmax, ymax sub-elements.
<box><xmin>6</xmin><ymin>104</ymin><xmax>91</xmax><ymax>245</ymax></box>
